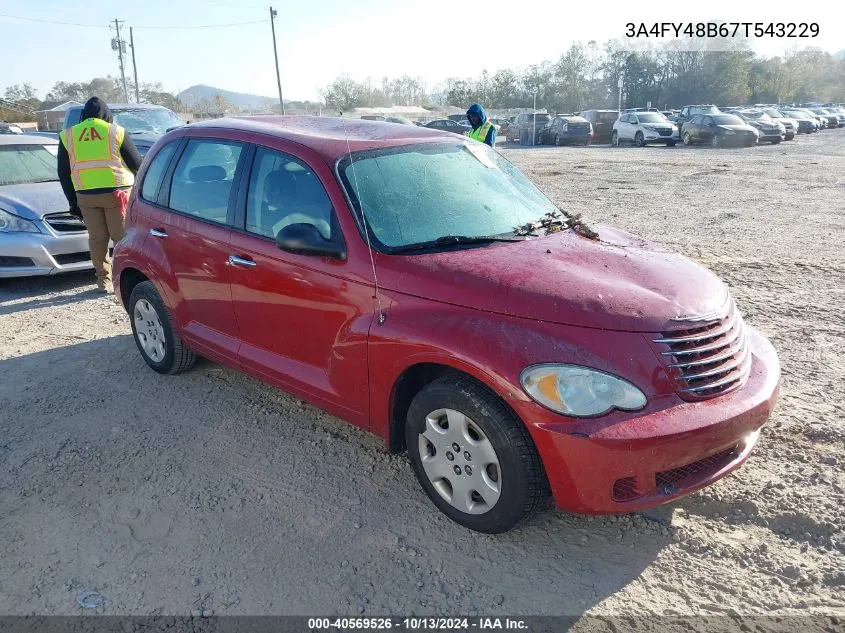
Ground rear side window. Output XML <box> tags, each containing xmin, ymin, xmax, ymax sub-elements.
<box><xmin>246</xmin><ymin>148</ymin><xmax>334</xmax><ymax>241</ymax></box>
<box><xmin>140</xmin><ymin>141</ymin><xmax>177</xmax><ymax>202</ymax></box>
<box><xmin>169</xmin><ymin>139</ymin><xmax>242</xmax><ymax>224</ymax></box>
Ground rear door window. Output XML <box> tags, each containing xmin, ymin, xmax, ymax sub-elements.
<box><xmin>245</xmin><ymin>148</ymin><xmax>335</xmax><ymax>241</ymax></box>
<box><xmin>168</xmin><ymin>139</ymin><xmax>243</xmax><ymax>224</ymax></box>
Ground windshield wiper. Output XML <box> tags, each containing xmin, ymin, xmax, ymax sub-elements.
<box><xmin>387</xmin><ymin>234</ymin><xmax>525</xmax><ymax>254</ymax></box>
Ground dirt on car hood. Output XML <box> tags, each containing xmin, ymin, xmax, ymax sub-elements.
<box><xmin>383</xmin><ymin>225</ymin><xmax>728</xmax><ymax>332</ymax></box>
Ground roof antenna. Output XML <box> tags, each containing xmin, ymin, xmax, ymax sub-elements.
<box><xmin>340</xmin><ymin>111</ymin><xmax>386</xmax><ymax>325</ymax></box>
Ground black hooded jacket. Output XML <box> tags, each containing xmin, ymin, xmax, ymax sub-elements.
<box><xmin>57</xmin><ymin>97</ymin><xmax>143</xmax><ymax>211</ymax></box>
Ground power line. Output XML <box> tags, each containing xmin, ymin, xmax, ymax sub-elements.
<box><xmin>0</xmin><ymin>12</ymin><xmax>265</xmax><ymax>29</ymax></box>
<box><xmin>132</xmin><ymin>19</ymin><xmax>266</xmax><ymax>29</ymax></box>
<box><xmin>0</xmin><ymin>13</ymin><xmax>108</xmax><ymax>28</ymax></box>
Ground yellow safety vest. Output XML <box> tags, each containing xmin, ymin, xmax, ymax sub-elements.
<box><xmin>60</xmin><ymin>118</ymin><xmax>135</xmax><ymax>191</ymax></box>
<box><xmin>465</xmin><ymin>120</ymin><xmax>493</xmax><ymax>143</ymax></box>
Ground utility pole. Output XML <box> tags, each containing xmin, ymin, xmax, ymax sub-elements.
<box><xmin>618</xmin><ymin>75</ymin><xmax>624</xmax><ymax>113</ymax></box>
<box><xmin>129</xmin><ymin>27</ymin><xmax>140</xmax><ymax>103</ymax></box>
<box><xmin>269</xmin><ymin>7</ymin><xmax>285</xmax><ymax>115</ymax></box>
<box><xmin>111</xmin><ymin>19</ymin><xmax>129</xmax><ymax>103</ymax></box>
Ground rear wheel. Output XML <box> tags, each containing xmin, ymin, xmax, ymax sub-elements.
<box><xmin>711</xmin><ymin>134</ymin><xmax>721</xmax><ymax>147</ymax></box>
<box><xmin>406</xmin><ymin>376</ymin><xmax>546</xmax><ymax>533</ymax></box>
<box><xmin>129</xmin><ymin>281</ymin><xmax>196</xmax><ymax>375</ymax></box>
<box><xmin>634</xmin><ymin>131</ymin><xmax>645</xmax><ymax>147</ymax></box>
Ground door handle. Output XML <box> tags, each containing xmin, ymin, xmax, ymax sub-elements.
<box><xmin>228</xmin><ymin>255</ymin><xmax>256</xmax><ymax>268</ymax></box>
<box><xmin>149</xmin><ymin>228</ymin><xmax>168</xmax><ymax>238</ymax></box>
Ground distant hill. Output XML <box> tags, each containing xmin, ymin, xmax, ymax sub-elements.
<box><xmin>177</xmin><ymin>84</ymin><xmax>276</xmax><ymax>111</ymax></box>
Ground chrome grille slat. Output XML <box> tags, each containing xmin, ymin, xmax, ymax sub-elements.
<box><xmin>680</xmin><ymin>337</ymin><xmax>750</xmax><ymax>381</ymax></box>
<box><xmin>653</xmin><ymin>310</ymin><xmax>738</xmax><ymax>344</ymax></box>
<box><xmin>660</xmin><ymin>320</ymin><xmax>745</xmax><ymax>356</ymax></box>
<box><xmin>682</xmin><ymin>353</ymin><xmax>752</xmax><ymax>393</ymax></box>
<box><xmin>657</xmin><ymin>298</ymin><xmax>752</xmax><ymax>400</ymax></box>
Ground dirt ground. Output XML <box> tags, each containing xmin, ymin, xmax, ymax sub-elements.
<box><xmin>1</xmin><ymin>131</ymin><xmax>843</xmax><ymax>621</ymax></box>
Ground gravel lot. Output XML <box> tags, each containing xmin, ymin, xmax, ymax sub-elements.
<box><xmin>1</xmin><ymin>131</ymin><xmax>843</xmax><ymax>621</ymax></box>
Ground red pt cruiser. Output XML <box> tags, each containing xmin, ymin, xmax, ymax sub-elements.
<box><xmin>113</xmin><ymin>117</ymin><xmax>780</xmax><ymax>533</ymax></box>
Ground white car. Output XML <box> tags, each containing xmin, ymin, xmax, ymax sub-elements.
<box><xmin>763</xmin><ymin>108</ymin><xmax>798</xmax><ymax>140</ymax></box>
<box><xmin>611</xmin><ymin>111</ymin><xmax>679</xmax><ymax>147</ymax></box>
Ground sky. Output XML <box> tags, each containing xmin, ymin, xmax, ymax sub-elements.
<box><xmin>0</xmin><ymin>0</ymin><xmax>842</xmax><ymax>103</ymax></box>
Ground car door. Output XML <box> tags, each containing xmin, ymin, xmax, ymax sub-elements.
<box><xmin>227</xmin><ymin>144</ymin><xmax>372</xmax><ymax>423</ymax></box>
<box><xmin>140</xmin><ymin>136</ymin><xmax>246</xmax><ymax>362</ymax></box>
<box><xmin>699</xmin><ymin>116</ymin><xmax>715</xmax><ymax>142</ymax></box>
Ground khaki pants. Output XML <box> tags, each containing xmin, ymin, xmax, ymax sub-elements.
<box><xmin>78</xmin><ymin>190</ymin><xmax>129</xmax><ymax>282</ymax></box>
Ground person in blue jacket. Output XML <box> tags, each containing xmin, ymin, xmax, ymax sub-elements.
<box><xmin>465</xmin><ymin>103</ymin><xmax>496</xmax><ymax>147</ymax></box>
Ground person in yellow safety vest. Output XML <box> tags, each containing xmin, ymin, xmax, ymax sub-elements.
<box><xmin>58</xmin><ymin>96</ymin><xmax>142</xmax><ymax>293</ymax></box>
<box><xmin>464</xmin><ymin>103</ymin><xmax>496</xmax><ymax>147</ymax></box>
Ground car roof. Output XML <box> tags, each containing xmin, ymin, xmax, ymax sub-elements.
<box><xmin>67</xmin><ymin>103</ymin><xmax>168</xmax><ymax>110</ymax></box>
<box><xmin>0</xmin><ymin>134</ymin><xmax>58</xmax><ymax>145</ymax></box>
<box><xmin>185</xmin><ymin>116</ymin><xmax>460</xmax><ymax>161</ymax></box>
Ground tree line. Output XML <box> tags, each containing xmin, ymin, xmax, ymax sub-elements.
<box><xmin>322</xmin><ymin>40</ymin><xmax>845</xmax><ymax>113</ymax></box>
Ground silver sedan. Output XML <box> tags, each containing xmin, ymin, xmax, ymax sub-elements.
<box><xmin>0</xmin><ymin>135</ymin><xmax>93</xmax><ymax>278</ymax></box>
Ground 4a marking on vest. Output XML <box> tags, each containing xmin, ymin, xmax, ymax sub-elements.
<box><xmin>78</xmin><ymin>127</ymin><xmax>104</xmax><ymax>142</ymax></box>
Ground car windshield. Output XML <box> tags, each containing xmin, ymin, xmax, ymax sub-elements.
<box><xmin>712</xmin><ymin>115</ymin><xmax>744</xmax><ymax>125</ymax></box>
<box><xmin>339</xmin><ymin>142</ymin><xmax>558</xmax><ymax>251</ymax></box>
<box><xmin>784</xmin><ymin>110</ymin><xmax>808</xmax><ymax>119</ymax></box>
<box><xmin>113</xmin><ymin>108</ymin><xmax>185</xmax><ymax>134</ymax></box>
<box><xmin>693</xmin><ymin>106</ymin><xmax>720</xmax><ymax>114</ymax></box>
<box><xmin>0</xmin><ymin>145</ymin><xmax>59</xmax><ymax>185</ymax></box>
<box><xmin>764</xmin><ymin>109</ymin><xmax>784</xmax><ymax>118</ymax></box>
<box><xmin>530</xmin><ymin>115</ymin><xmax>550</xmax><ymax>123</ymax></box>
<box><xmin>636</xmin><ymin>113</ymin><xmax>666</xmax><ymax>123</ymax></box>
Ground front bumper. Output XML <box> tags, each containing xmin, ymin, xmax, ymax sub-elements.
<box><xmin>643</xmin><ymin>130</ymin><xmax>679</xmax><ymax>143</ymax></box>
<box><xmin>0</xmin><ymin>230</ymin><xmax>92</xmax><ymax>278</ymax></box>
<box><xmin>530</xmin><ymin>327</ymin><xmax>780</xmax><ymax>513</ymax></box>
<box><xmin>756</xmin><ymin>131</ymin><xmax>783</xmax><ymax>142</ymax></box>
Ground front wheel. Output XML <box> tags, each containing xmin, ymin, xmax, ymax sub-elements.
<box><xmin>683</xmin><ymin>132</ymin><xmax>693</xmax><ymax>145</ymax></box>
<box><xmin>634</xmin><ymin>131</ymin><xmax>645</xmax><ymax>147</ymax></box>
<box><xmin>711</xmin><ymin>134</ymin><xmax>721</xmax><ymax>147</ymax></box>
<box><xmin>611</xmin><ymin>131</ymin><xmax>619</xmax><ymax>147</ymax></box>
<box><xmin>129</xmin><ymin>281</ymin><xmax>197</xmax><ymax>375</ymax></box>
<box><xmin>406</xmin><ymin>376</ymin><xmax>546</xmax><ymax>533</ymax></box>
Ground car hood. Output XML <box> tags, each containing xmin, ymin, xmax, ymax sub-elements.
<box><xmin>719</xmin><ymin>124</ymin><xmax>755</xmax><ymax>132</ymax></box>
<box><xmin>384</xmin><ymin>225</ymin><xmax>728</xmax><ymax>332</ymax></box>
<box><xmin>0</xmin><ymin>181</ymin><xmax>68</xmax><ymax>220</ymax></box>
<box><xmin>127</xmin><ymin>132</ymin><xmax>160</xmax><ymax>155</ymax></box>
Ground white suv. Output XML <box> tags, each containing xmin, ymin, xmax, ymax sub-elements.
<box><xmin>611</xmin><ymin>111</ymin><xmax>679</xmax><ymax>147</ymax></box>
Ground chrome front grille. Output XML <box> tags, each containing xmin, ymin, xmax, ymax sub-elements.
<box><xmin>655</xmin><ymin>298</ymin><xmax>751</xmax><ymax>400</ymax></box>
<box><xmin>44</xmin><ymin>212</ymin><xmax>86</xmax><ymax>233</ymax></box>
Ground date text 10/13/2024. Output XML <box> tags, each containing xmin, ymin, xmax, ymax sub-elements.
<box><xmin>625</xmin><ymin>22</ymin><xmax>819</xmax><ymax>38</ymax></box>
<box><xmin>308</xmin><ymin>618</ymin><xmax>529</xmax><ymax>630</ymax></box>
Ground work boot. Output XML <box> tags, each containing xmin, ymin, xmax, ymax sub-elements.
<box><xmin>96</xmin><ymin>279</ymin><xmax>114</xmax><ymax>294</ymax></box>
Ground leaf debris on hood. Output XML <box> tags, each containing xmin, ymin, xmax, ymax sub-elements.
<box><xmin>513</xmin><ymin>210</ymin><xmax>599</xmax><ymax>241</ymax></box>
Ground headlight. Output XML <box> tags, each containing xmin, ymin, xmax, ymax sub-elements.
<box><xmin>520</xmin><ymin>364</ymin><xmax>647</xmax><ymax>417</ymax></box>
<box><xmin>0</xmin><ymin>208</ymin><xmax>40</xmax><ymax>233</ymax></box>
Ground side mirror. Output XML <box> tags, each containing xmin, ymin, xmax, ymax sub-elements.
<box><xmin>276</xmin><ymin>223</ymin><xmax>346</xmax><ymax>260</ymax></box>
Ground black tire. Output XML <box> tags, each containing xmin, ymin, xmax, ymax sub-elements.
<box><xmin>128</xmin><ymin>280</ymin><xmax>197</xmax><ymax>375</ymax></box>
<box><xmin>611</xmin><ymin>131</ymin><xmax>619</xmax><ymax>147</ymax></box>
<box><xmin>405</xmin><ymin>376</ymin><xmax>546</xmax><ymax>533</ymax></box>
<box><xmin>554</xmin><ymin>134</ymin><xmax>562</xmax><ymax>146</ymax></box>
<box><xmin>711</xmin><ymin>134</ymin><xmax>721</xmax><ymax>148</ymax></box>
<box><xmin>772</xmin><ymin>137</ymin><xmax>781</xmax><ymax>144</ymax></box>
<box><xmin>683</xmin><ymin>132</ymin><xmax>693</xmax><ymax>146</ymax></box>
<box><xmin>634</xmin><ymin>131</ymin><xmax>645</xmax><ymax>147</ymax></box>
